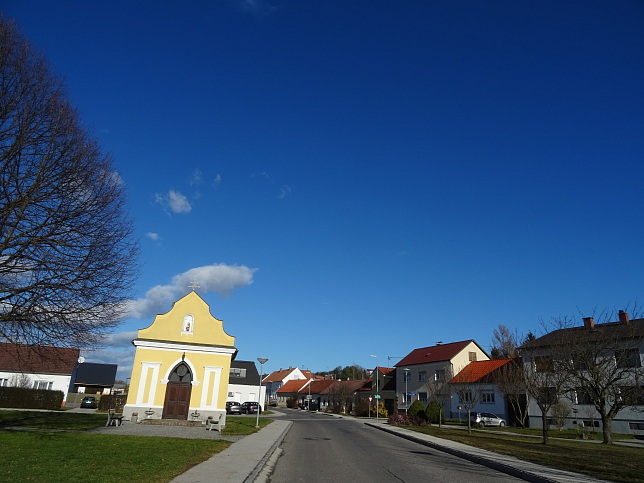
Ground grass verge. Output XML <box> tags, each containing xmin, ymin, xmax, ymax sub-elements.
<box><xmin>223</xmin><ymin>415</ymin><xmax>272</xmax><ymax>434</ymax></box>
<box><xmin>405</xmin><ymin>425</ymin><xmax>642</xmax><ymax>483</ymax></box>
<box><xmin>0</xmin><ymin>410</ymin><xmax>106</xmax><ymax>430</ymax></box>
<box><xmin>0</xmin><ymin>431</ymin><xmax>229</xmax><ymax>482</ymax></box>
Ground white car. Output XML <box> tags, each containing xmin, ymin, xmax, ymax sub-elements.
<box><xmin>471</xmin><ymin>412</ymin><xmax>506</xmax><ymax>427</ymax></box>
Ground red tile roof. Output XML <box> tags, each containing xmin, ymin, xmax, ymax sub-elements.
<box><xmin>450</xmin><ymin>359</ymin><xmax>513</xmax><ymax>383</ymax></box>
<box><xmin>263</xmin><ymin>367</ymin><xmax>308</xmax><ymax>383</ymax></box>
<box><xmin>396</xmin><ymin>340</ymin><xmax>482</xmax><ymax>366</ymax></box>
<box><xmin>0</xmin><ymin>343</ymin><xmax>79</xmax><ymax>375</ymax></box>
<box><xmin>276</xmin><ymin>379</ymin><xmax>309</xmax><ymax>394</ymax></box>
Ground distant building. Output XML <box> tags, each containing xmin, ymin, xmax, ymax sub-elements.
<box><xmin>69</xmin><ymin>362</ymin><xmax>118</xmax><ymax>395</ymax></box>
<box><xmin>0</xmin><ymin>342</ymin><xmax>79</xmax><ymax>395</ymax></box>
<box><xmin>227</xmin><ymin>360</ymin><xmax>267</xmax><ymax>407</ymax></box>
<box><xmin>263</xmin><ymin>367</ymin><xmax>311</xmax><ymax>406</ymax></box>
<box><xmin>396</xmin><ymin>340</ymin><xmax>489</xmax><ymax>413</ymax></box>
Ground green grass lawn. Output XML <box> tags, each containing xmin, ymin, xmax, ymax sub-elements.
<box><xmin>223</xmin><ymin>415</ymin><xmax>272</xmax><ymax>434</ymax></box>
<box><xmin>0</xmin><ymin>431</ymin><xmax>229</xmax><ymax>482</ymax></box>
<box><xmin>0</xmin><ymin>410</ymin><xmax>106</xmax><ymax>430</ymax></box>
<box><xmin>407</xmin><ymin>425</ymin><xmax>643</xmax><ymax>483</ymax></box>
<box><xmin>0</xmin><ymin>411</ymin><xmax>273</xmax><ymax>482</ymax></box>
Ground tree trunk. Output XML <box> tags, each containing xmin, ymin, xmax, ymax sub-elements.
<box><xmin>601</xmin><ymin>414</ymin><xmax>613</xmax><ymax>444</ymax></box>
<box><xmin>541</xmin><ymin>411</ymin><xmax>549</xmax><ymax>445</ymax></box>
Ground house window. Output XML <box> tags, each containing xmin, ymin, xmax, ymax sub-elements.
<box><xmin>535</xmin><ymin>356</ymin><xmax>554</xmax><ymax>372</ymax></box>
<box><xmin>403</xmin><ymin>371</ymin><xmax>411</xmax><ymax>382</ymax></box>
<box><xmin>615</xmin><ymin>349</ymin><xmax>642</xmax><ymax>368</ymax></box>
<box><xmin>572</xmin><ymin>354</ymin><xmax>590</xmax><ymax>371</ymax></box>
<box><xmin>419</xmin><ymin>392</ymin><xmax>428</xmax><ymax>403</ymax></box>
<box><xmin>482</xmin><ymin>391</ymin><xmax>495</xmax><ymax>403</ymax></box>
<box><xmin>418</xmin><ymin>371</ymin><xmax>426</xmax><ymax>382</ymax></box>
<box><xmin>460</xmin><ymin>391</ymin><xmax>472</xmax><ymax>403</ymax></box>
<box><xmin>469</xmin><ymin>352</ymin><xmax>477</xmax><ymax>362</ymax></box>
<box><xmin>229</xmin><ymin>368</ymin><xmax>247</xmax><ymax>378</ymax></box>
<box><xmin>619</xmin><ymin>386</ymin><xmax>644</xmax><ymax>406</ymax></box>
<box><xmin>435</xmin><ymin>369</ymin><xmax>445</xmax><ymax>381</ymax></box>
<box><xmin>0</xmin><ymin>378</ymin><xmax>8</xmax><ymax>387</ymax></box>
<box><xmin>629</xmin><ymin>422</ymin><xmax>644</xmax><ymax>430</ymax></box>
<box><xmin>574</xmin><ymin>388</ymin><xmax>593</xmax><ymax>405</ymax></box>
<box><xmin>537</xmin><ymin>386</ymin><xmax>557</xmax><ymax>405</ymax></box>
<box><xmin>33</xmin><ymin>381</ymin><xmax>53</xmax><ymax>390</ymax></box>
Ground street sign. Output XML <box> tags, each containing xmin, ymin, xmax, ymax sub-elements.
<box><xmin>374</xmin><ymin>395</ymin><xmax>381</xmax><ymax>399</ymax></box>
<box><xmin>306</xmin><ymin>395</ymin><xmax>312</xmax><ymax>400</ymax></box>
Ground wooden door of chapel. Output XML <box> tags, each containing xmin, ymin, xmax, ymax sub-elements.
<box><xmin>162</xmin><ymin>362</ymin><xmax>192</xmax><ymax>420</ymax></box>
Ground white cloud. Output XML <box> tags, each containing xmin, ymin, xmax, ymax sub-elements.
<box><xmin>126</xmin><ymin>263</ymin><xmax>257</xmax><ymax>319</ymax></box>
<box><xmin>145</xmin><ymin>232</ymin><xmax>161</xmax><ymax>241</ymax></box>
<box><xmin>168</xmin><ymin>190</ymin><xmax>192</xmax><ymax>213</ymax></box>
<box><xmin>278</xmin><ymin>185</ymin><xmax>291</xmax><ymax>199</ymax></box>
<box><xmin>155</xmin><ymin>189</ymin><xmax>192</xmax><ymax>214</ymax></box>
<box><xmin>189</xmin><ymin>169</ymin><xmax>203</xmax><ymax>186</ymax></box>
<box><xmin>213</xmin><ymin>174</ymin><xmax>222</xmax><ymax>185</ymax></box>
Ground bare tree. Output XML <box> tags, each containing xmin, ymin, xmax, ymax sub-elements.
<box><xmin>552</xmin><ymin>311</ymin><xmax>644</xmax><ymax>444</ymax></box>
<box><xmin>492</xmin><ymin>359</ymin><xmax>529</xmax><ymax>427</ymax></box>
<box><xmin>0</xmin><ymin>19</ymin><xmax>138</xmax><ymax>349</ymax></box>
<box><xmin>491</xmin><ymin>324</ymin><xmax>519</xmax><ymax>359</ymax></box>
<box><xmin>423</xmin><ymin>366</ymin><xmax>452</xmax><ymax>428</ymax></box>
<box><xmin>521</xmin><ymin>350</ymin><xmax>571</xmax><ymax>445</ymax></box>
<box><xmin>450</xmin><ymin>374</ymin><xmax>483</xmax><ymax>434</ymax></box>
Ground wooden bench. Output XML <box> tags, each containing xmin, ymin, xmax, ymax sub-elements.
<box><xmin>206</xmin><ymin>414</ymin><xmax>223</xmax><ymax>431</ymax></box>
<box><xmin>106</xmin><ymin>409</ymin><xmax>124</xmax><ymax>427</ymax></box>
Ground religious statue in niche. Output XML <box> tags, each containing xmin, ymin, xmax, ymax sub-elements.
<box><xmin>183</xmin><ymin>314</ymin><xmax>194</xmax><ymax>333</ymax></box>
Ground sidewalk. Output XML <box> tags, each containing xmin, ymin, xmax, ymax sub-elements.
<box><xmin>170</xmin><ymin>418</ymin><xmax>291</xmax><ymax>483</ymax></box>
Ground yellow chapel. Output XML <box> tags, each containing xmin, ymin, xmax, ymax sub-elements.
<box><xmin>123</xmin><ymin>290</ymin><xmax>237</xmax><ymax>423</ymax></box>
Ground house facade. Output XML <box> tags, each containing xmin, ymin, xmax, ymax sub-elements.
<box><xmin>396</xmin><ymin>340</ymin><xmax>489</xmax><ymax>415</ymax></box>
<box><xmin>263</xmin><ymin>367</ymin><xmax>310</xmax><ymax>406</ymax></box>
<box><xmin>0</xmin><ymin>343</ymin><xmax>79</xmax><ymax>396</ymax></box>
<box><xmin>123</xmin><ymin>291</ymin><xmax>237</xmax><ymax>422</ymax></box>
<box><xmin>520</xmin><ymin>312</ymin><xmax>644</xmax><ymax>436</ymax></box>
<box><xmin>448</xmin><ymin>359</ymin><xmax>514</xmax><ymax>422</ymax></box>
<box><xmin>362</xmin><ymin>367</ymin><xmax>396</xmax><ymax>415</ymax></box>
<box><xmin>227</xmin><ymin>360</ymin><xmax>267</xmax><ymax>408</ymax></box>
<box><xmin>69</xmin><ymin>362</ymin><xmax>118</xmax><ymax>395</ymax></box>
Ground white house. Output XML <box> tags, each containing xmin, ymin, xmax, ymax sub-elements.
<box><xmin>0</xmin><ymin>343</ymin><xmax>79</xmax><ymax>397</ymax></box>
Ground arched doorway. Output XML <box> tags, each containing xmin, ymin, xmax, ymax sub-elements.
<box><xmin>162</xmin><ymin>362</ymin><xmax>192</xmax><ymax>420</ymax></box>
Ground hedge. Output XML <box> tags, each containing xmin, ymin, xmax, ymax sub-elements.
<box><xmin>0</xmin><ymin>386</ymin><xmax>64</xmax><ymax>410</ymax></box>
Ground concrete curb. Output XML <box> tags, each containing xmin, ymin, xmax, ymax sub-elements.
<box><xmin>245</xmin><ymin>420</ymin><xmax>292</xmax><ymax>483</ymax></box>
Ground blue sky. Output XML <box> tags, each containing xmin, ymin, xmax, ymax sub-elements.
<box><xmin>4</xmin><ymin>1</ymin><xmax>644</xmax><ymax>380</ymax></box>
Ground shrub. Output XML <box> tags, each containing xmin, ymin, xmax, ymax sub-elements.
<box><xmin>425</xmin><ymin>400</ymin><xmax>444</xmax><ymax>424</ymax></box>
<box><xmin>0</xmin><ymin>386</ymin><xmax>63</xmax><ymax>410</ymax></box>
<box><xmin>388</xmin><ymin>413</ymin><xmax>409</xmax><ymax>425</ymax></box>
<box><xmin>354</xmin><ymin>398</ymin><xmax>370</xmax><ymax>417</ymax></box>
<box><xmin>286</xmin><ymin>396</ymin><xmax>297</xmax><ymax>408</ymax></box>
<box><xmin>373</xmin><ymin>401</ymin><xmax>388</xmax><ymax>418</ymax></box>
<box><xmin>408</xmin><ymin>400</ymin><xmax>428</xmax><ymax>420</ymax></box>
<box><xmin>98</xmin><ymin>395</ymin><xmax>127</xmax><ymax>412</ymax></box>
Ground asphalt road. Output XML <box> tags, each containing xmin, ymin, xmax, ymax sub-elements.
<box><xmin>269</xmin><ymin>409</ymin><xmax>523</xmax><ymax>483</ymax></box>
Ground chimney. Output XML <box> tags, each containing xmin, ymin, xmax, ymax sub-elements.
<box><xmin>618</xmin><ymin>310</ymin><xmax>629</xmax><ymax>324</ymax></box>
<box><xmin>583</xmin><ymin>317</ymin><xmax>595</xmax><ymax>329</ymax></box>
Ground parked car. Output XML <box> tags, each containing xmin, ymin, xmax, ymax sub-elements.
<box><xmin>226</xmin><ymin>401</ymin><xmax>242</xmax><ymax>414</ymax></box>
<box><xmin>470</xmin><ymin>412</ymin><xmax>506</xmax><ymax>427</ymax></box>
<box><xmin>80</xmin><ymin>396</ymin><xmax>98</xmax><ymax>409</ymax></box>
<box><xmin>241</xmin><ymin>401</ymin><xmax>261</xmax><ymax>414</ymax></box>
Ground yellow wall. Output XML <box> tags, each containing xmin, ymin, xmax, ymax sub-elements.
<box><xmin>125</xmin><ymin>291</ymin><xmax>236</xmax><ymax>416</ymax></box>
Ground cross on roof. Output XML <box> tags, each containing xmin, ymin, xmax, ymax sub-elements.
<box><xmin>188</xmin><ymin>281</ymin><xmax>200</xmax><ymax>291</ymax></box>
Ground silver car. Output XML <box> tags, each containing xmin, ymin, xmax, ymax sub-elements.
<box><xmin>471</xmin><ymin>412</ymin><xmax>506</xmax><ymax>427</ymax></box>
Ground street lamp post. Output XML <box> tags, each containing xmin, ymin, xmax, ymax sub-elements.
<box><xmin>256</xmin><ymin>357</ymin><xmax>268</xmax><ymax>428</ymax></box>
<box><xmin>370</xmin><ymin>355</ymin><xmax>379</xmax><ymax>419</ymax></box>
<box><xmin>403</xmin><ymin>368</ymin><xmax>410</xmax><ymax>414</ymax></box>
